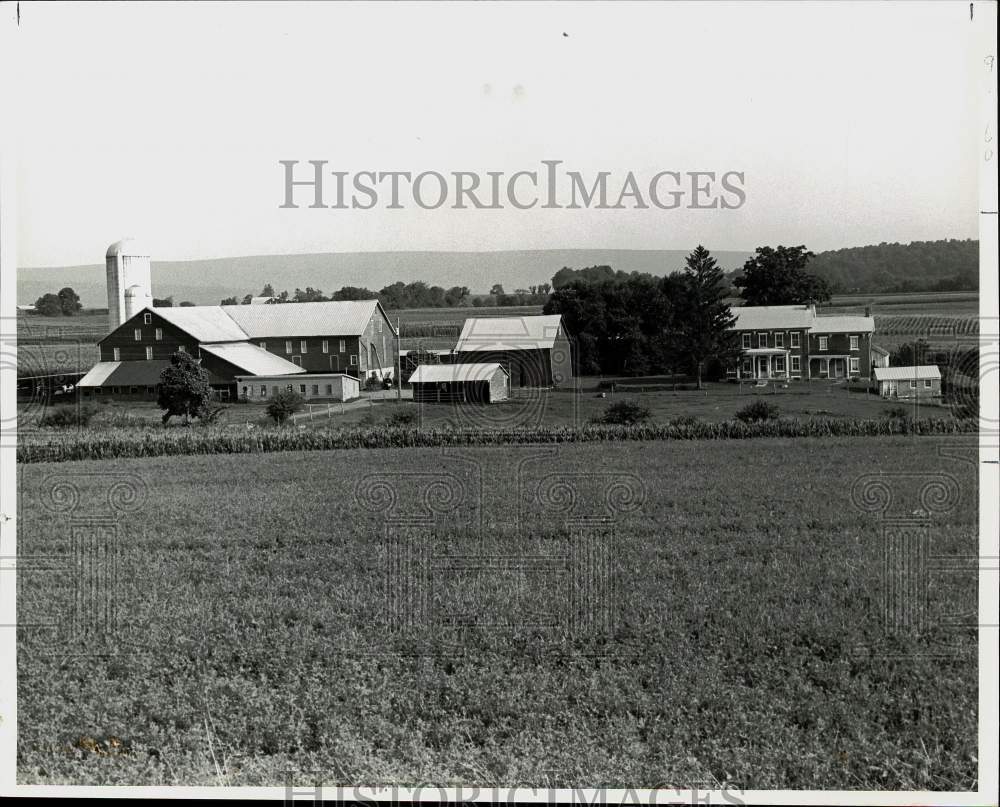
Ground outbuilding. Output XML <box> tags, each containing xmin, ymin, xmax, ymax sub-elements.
<box><xmin>408</xmin><ymin>363</ymin><xmax>510</xmax><ymax>403</ymax></box>
<box><xmin>237</xmin><ymin>373</ymin><xmax>360</xmax><ymax>402</ymax></box>
<box><xmin>873</xmin><ymin>365</ymin><xmax>942</xmax><ymax>399</ymax></box>
<box><xmin>454</xmin><ymin>315</ymin><xmax>573</xmax><ymax>388</ymax></box>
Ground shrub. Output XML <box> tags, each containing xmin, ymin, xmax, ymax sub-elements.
<box><xmin>382</xmin><ymin>374</ymin><xmax>394</xmax><ymax>390</ymax></box>
<box><xmin>594</xmin><ymin>400</ymin><xmax>651</xmax><ymax>425</ymax></box>
<box><xmin>386</xmin><ymin>409</ymin><xmax>416</xmax><ymax>426</ymax></box>
<box><xmin>363</xmin><ymin>374</ymin><xmax>381</xmax><ymax>392</ymax></box>
<box><xmin>735</xmin><ymin>399</ymin><xmax>780</xmax><ymax>423</ymax></box>
<box><xmin>266</xmin><ymin>389</ymin><xmax>304</xmax><ymax>424</ymax></box>
<box><xmin>37</xmin><ymin>404</ymin><xmax>98</xmax><ymax>429</ymax></box>
<box><xmin>883</xmin><ymin>405</ymin><xmax>910</xmax><ymax>419</ymax></box>
<box><xmin>669</xmin><ymin>414</ymin><xmax>700</xmax><ymax>427</ymax></box>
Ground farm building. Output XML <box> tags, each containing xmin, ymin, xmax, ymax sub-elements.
<box><xmin>727</xmin><ymin>304</ymin><xmax>877</xmax><ymax>381</ymax></box>
<box><xmin>409</xmin><ymin>363</ymin><xmax>510</xmax><ymax>403</ymax></box>
<box><xmin>871</xmin><ymin>344</ymin><xmax>890</xmax><ymax>369</ymax></box>
<box><xmin>237</xmin><ymin>373</ymin><xmax>360</xmax><ymax>402</ymax></box>
<box><xmin>873</xmin><ymin>365</ymin><xmax>942</xmax><ymax>399</ymax></box>
<box><xmin>453</xmin><ymin>315</ymin><xmax>573</xmax><ymax>388</ymax></box>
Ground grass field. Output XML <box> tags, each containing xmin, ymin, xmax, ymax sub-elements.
<box><xmin>17</xmin><ymin>437</ymin><xmax>977</xmax><ymax>788</ymax></box>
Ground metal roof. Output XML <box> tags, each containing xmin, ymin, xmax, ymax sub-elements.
<box><xmin>810</xmin><ymin>315</ymin><xmax>875</xmax><ymax>334</ymax></box>
<box><xmin>731</xmin><ymin>305</ymin><xmax>815</xmax><ymax>330</ymax></box>
<box><xmin>222</xmin><ymin>299</ymin><xmax>388</xmax><ymax>338</ymax></box>
<box><xmin>408</xmin><ymin>363</ymin><xmax>508</xmax><ymax>383</ymax></box>
<box><xmin>874</xmin><ymin>365</ymin><xmax>941</xmax><ymax>381</ymax></box>
<box><xmin>455</xmin><ymin>315</ymin><xmax>564</xmax><ymax>352</ymax></box>
<box><xmin>199</xmin><ymin>342</ymin><xmax>306</xmax><ymax>376</ymax></box>
<box><xmin>78</xmin><ymin>360</ymin><xmax>171</xmax><ymax>387</ymax></box>
<box><xmin>152</xmin><ymin>306</ymin><xmax>250</xmax><ymax>342</ymax></box>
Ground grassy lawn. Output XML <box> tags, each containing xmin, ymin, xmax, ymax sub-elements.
<box><xmin>17</xmin><ymin>437</ymin><xmax>977</xmax><ymax>787</ymax></box>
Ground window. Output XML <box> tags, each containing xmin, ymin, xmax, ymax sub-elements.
<box><xmin>292</xmin><ymin>356</ymin><xmax>302</xmax><ymax>366</ymax></box>
<box><xmin>774</xmin><ymin>333</ymin><xmax>784</xmax><ymax>348</ymax></box>
<box><xmin>924</xmin><ymin>379</ymin><xmax>932</xmax><ymax>389</ymax></box>
<box><xmin>790</xmin><ymin>356</ymin><xmax>801</xmax><ymax>373</ymax></box>
<box><xmin>774</xmin><ymin>356</ymin><xmax>785</xmax><ymax>373</ymax></box>
<box><xmin>818</xmin><ymin>336</ymin><xmax>829</xmax><ymax>351</ymax></box>
<box><xmin>849</xmin><ymin>357</ymin><xmax>859</xmax><ymax>374</ymax></box>
<box><xmin>134</xmin><ymin>328</ymin><xmax>142</xmax><ymax>341</ymax></box>
<box><xmin>259</xmin><ymin>342</ymin><xmax>267</xmax><ymax>351</ymax></box>
<box><xmin>155</xmin><ymin>328</ymin><xmax>163</xmax><ymax>341</ymax></box>
<box><xmin>299</xmin><ymin>384</ymin><xmax>307</xmax><ymax>394</ymax></box>
<box><xmin>143</xmin><ymin>313</ymin><xmax>151</xmax><ymax>324</ymax></box>
<box><xmin>112</xmin><ymin>347</ymin><xmax>121</xmax><ymax>361</ymax></box>
<box><xmin>758</xmin><ymin>333</ymin><xmax>767</xmax><ymax>348</ymax></box>
<box><xmin>145</xmin><ymin>346</ymin><xmax>153</xmax><ymax>360</ymax></box>
<box><xmin>322</xmin><ymin>340</ymin><xmax>329</xmax><ymax>353</ymax></box>
<box><xmin>742</xmin><ymin>333</ymin><xmax>751</xmax><ymax>349</ymax></box>
<box><xmin>350</xmin><ymin>354</ymin><xmax>358</xmax><ymax>366</ymax></box>
<box><xmin>300</xmin><ymin>340</ymin><xmax>308</xmax><ymax>353</ymax></box>
<box><xmin>312</xmin><ymin>384</ymin><xmax>319</xmax><ymax>395</ymax></box>
<box><xmin>339</xmin><ymin>339</ymin><xmax>346</xmax><ymax>352</ymax></box>
<box><xmin>909</xmin><ymin>380</ymin><xmax>917</xmax><ymax>389</ymax></box>
<box><xmin>790</xmin><ymin>332</ymin><xmax>800</xmax><ymax>348</ymax></box>
<box><xmin>177</xmin><ymin>345</ymin><xmax>186</xmax><ymax>353</ymax></box>
<box><xmin>325</xmin><ymin>384</ymin><xmax>333</xmax><ymax>394</ymax></box>
<box><xmin>850</xmin><ymin>335</ymin><xmax>859</xmax><ymax>351</ymax></box>
<box><xmin>260</xmin><ymin>385</ymin><xmax>267</xmax><ymax>397</ymax></box>
<box><xmin>285</xmin><ymin>340</ymin><xmax>293</xmax><ymax>354</ymax></box>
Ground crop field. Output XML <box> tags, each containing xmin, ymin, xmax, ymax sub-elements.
<box><xmin>17</xmin><ymin>437</ymin><xmax>977</xmax><ymax>788</ymax></box>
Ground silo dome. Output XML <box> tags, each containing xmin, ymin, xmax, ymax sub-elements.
<box><xmin>106</xmin><ymin>237</ymin><xmax>149</xmax><ymax>259</ymax></box>
<box><xmin>125</xmin><ymin>284</ymin><xmax>143</xmax><ymax>298</ymax></box>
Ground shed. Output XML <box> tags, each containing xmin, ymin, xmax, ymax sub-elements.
<box><xmin>873</xmin><ymin>365</ymin><xmax>942</xmax><ymax>399</ymax></box>
<box><xmin>236</xmin><ymin>373</ymin><xmax>360</xmax><ymax>402</ymax></box>
<box><xmin>408</xmin><ymin>363</ymin><xmax>509</xmax><ymax>403</ymax></box>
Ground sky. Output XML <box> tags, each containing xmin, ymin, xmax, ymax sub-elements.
<box><xmin>9</xmin><ymin>1</ymin><xmax>984</xmax><ymax>267</ymax></box>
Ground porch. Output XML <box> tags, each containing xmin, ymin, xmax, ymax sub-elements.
<box><xmin>809</xmin><ymin>355</ymin><xmax>852</xmax><ymax>380</ymax></box>
<box><xmin>732</xmin><ymin>348</ymin><xmax>792</xmax><ymax>381</ymax></box>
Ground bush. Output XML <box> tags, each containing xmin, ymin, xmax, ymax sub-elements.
<box><xmin>735</xmin><ymin>399</ymin><xmax>780</xmax><ymax>423</ymax></box>
<box><xmin>382</xmin><ymin>374</ymin><xmax>394</xmax><ymax>390</ymax></box>
<box><xmin>386</xmin><ymin>409</ymin><xmax>416</xmax><ymax>426</ymax></box>
<box><xmin>594</xmin><ymin>400</ymin><xmax>651</xmax><ymax>425</ymax></box>
<box><xmin>37</xmin><ymin>404</ymin><xmax>98</xmax><ymax>429</ymax></box>
<box><xmin>266</xmin><ymin>389</ymin><xmax>304</xmax><ymax>424</ymax></box>
<box><xmin>363</xmin><ymin>374</ymin><xmax>381</xmax><ymax>391</ymax></box>
<box><xmin>669</xmin><ymin>414</ymin><xmax>700</xmax><ymax>427</ymax></box>
<box><xmin>883</xmin><ymin>405</ymin><xmax>910</xmax><ymax>419</ymax></box>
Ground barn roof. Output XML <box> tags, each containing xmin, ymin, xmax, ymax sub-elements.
<box><xmin>199</xmin><ymin>342</ymin><xmax>307</xmax><ymax>376</ymax></box>
<box><xmin>874</xmin><ymin>365</ymin><xmax>941</xmax><ymax>381</ymax></box>
<box><xmin>222</xmin><ymin>299</ymin><xmax>389</xmax><ymax>338</ymax></box>
<box><xmin>409</xmin><ymin>362</ymin><xmax>508</xmax><ymax>383</ymax></box>
<box><xmin>77</xmin><ymin>360</ymin><xmax>171</xmax><ymax>387</ymax></box>
<box><xmin>455</xmin><ymin>315</ymin><xmax>565</xmax><ymax>352</ymax></box>
<box><xmin>152</xmin><ymin>305</ymin><xmax>250</xmax><ymax>342</ymax></box>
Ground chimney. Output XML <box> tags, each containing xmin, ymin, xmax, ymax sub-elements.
<box><xmin>864</xmin><ymin>305</ymin><xmax>872</xmax><ymax>317</ymax></box>
<box><xmin>807</xmin><ymin>302</ymin><xmax>816</xmax><ymax>317</ymax></box>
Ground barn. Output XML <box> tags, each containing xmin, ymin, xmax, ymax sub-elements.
<box><xmin>453</xmin><ymin>315</ymin><xmax>573</xmax><ymax>388</ymax></box>
<box><xmin>873</xmin><ymin>366</ymin><xmax>942</xmax><ymax>399</ymax></box>
<box><xmin>409</xmin><ymin>363</ymin><xmax>510</xmax><ymax>404</ymax></box>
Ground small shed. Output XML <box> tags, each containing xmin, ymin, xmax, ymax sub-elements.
<box><xmin>873</xmin><ymin>365</ymin><xmax>941</xmax><ymax>399</ymax></box>
<box><xmin>871</xmin><ymin>344</ymin><xmax>890</xmax><ymax>369</ymax></box>
<box><xmin>236</xmin><ymin>373</ymin><xmax>360</xmax><ymax>402</ymax></box>
<box><xmin>408</xmin><ymin>363</ymin><xmax>509</xmax><ymax>404</ymax></box>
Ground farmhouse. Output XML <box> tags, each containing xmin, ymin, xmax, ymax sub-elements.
<box><xmin>409</xmin><ymin>363</ymin><xmax>510</xmax><ymax>403</ymax></box>
<box><xmin>873</xmin><ymin>365</ymin><xmax>942</xmax><ymax>399</ymax></box>
<box><xmin>454</xmin><ymin>315</ymin><xmax>573</xmax><ymax>388</ymax></box>
<box><xmin>728</xmin><ymin>304</ymin><xmax>876</xmax><ymax>381</ymax></box>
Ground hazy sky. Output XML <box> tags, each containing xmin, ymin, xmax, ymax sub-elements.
<box><xmin>11</xmin><ymin>1</ymin><xmax>982</xmax><ymax>267</ymax></box>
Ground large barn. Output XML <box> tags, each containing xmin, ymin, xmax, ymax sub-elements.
<box><xmin>453</xmin><ymin>315</ymin><xmax>573</xmax><ymax>388</ymax></box>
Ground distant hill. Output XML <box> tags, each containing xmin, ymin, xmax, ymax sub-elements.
<box><xmin>806</xmin><ymin>239</ymin><xmax>978</xmax><ymax>294</ymax></box>
<box><xmin>17</xmin><ymin>249</ymin><xmax>753</xmax><ymax>309</ymax></box>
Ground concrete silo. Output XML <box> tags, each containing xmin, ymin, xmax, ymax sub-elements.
<box><xmin>106</xmin><ymin>237</ymin><xmax>152</xmax><ymax>330</ymax></box>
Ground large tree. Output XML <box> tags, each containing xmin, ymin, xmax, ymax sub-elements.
<box><xmin>34</xmin><ymin>293</ymin><xmax>63</xmax><ymax>317</ymax></box>
<box><xmin>670</xmin><ymin>246</ymin><xmax>739</xmax><ymax>389</ymax></box>
<box><xmin>57</xmin><ymin>287</ymin><xmax>82</xmax><ymax>316</ymax></box>
<box><xmin>734</xmin><ymin>245</ymin><xmax>831</xmax><ymax>305</ymax></box>
<box><xmin>157</xmin><ymin>352</ymin><xmax>213</xmax><ymax>425</ymax></box>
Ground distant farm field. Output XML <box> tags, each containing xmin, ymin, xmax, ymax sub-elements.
<box><xmin>18</xmin><ymin>437</ymin><xmax>977</xmax><ymax>788</ymax></box>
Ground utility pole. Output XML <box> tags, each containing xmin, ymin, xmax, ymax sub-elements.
<box><xmin>396</xmin><ymin>316</ymin><xmax>402</xmax><ymax>402</ymax></box>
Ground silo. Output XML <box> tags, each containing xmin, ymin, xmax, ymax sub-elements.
<box><xmin>124</xmin><ymin>284</ymin><xmax>153</xmax><ymax>321</ymax></box>
<box><xmin>106</xmin><ymin>238</ymin><xmax>152</xmax><ymax>330</ymax></box>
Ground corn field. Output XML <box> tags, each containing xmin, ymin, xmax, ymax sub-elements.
<box><xmin>874</xmin><ymin>315</ymin><xmax>980</xmax><ymax>337</ymax></box>
<box><xmin>17</xmin><ymin>416</ymin><xmax>977</xmax><ymax>464</ymax></box>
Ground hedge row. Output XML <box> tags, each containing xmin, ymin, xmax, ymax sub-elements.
<box><xmin>16</xmin><ymin>416</ymin><xmax>978</xmax><ymax>464</ymax></box>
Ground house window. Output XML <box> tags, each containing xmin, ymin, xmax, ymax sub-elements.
<box><xmin>849</xmin><ymin>357</ymin><xmax>859</xmax><ymax>374</ymax></box>
<box><xmin>818</xmin><ymin>336</ymin><xmax>829</xmax><ymax>351</ymax></box>
<box><xmin>339</xmin><ymin>339</ymin><xmax>346</xmax><ymax>352</ymax></box>
<box><xmin>155</xmin><ymin>328</ymin><xmax>163</xmax><ymax>341</ymax></box>
<box><xmin>774</xmin><ymin>356</ymin><xmax>786</xmax><ymax>373</ymax></box>
<box><xmin>325</xmin><ymin>384</ymin><xmax>333</xmax><ymax>394</ymax></box>
<box><xmin>924</xmin><ymin>379</ymin><xmax>932</xmax><ymax>389</ymax></box>
<box><xmin>285</xmin><ymin>340</ymin><xmax>293</xmax><ymax>354</ymax></box>
<box><xmin>758</xmin><ymin>333</ymin><xmax>767</xmax><ymax>348</ymax></box>
<box><xmin>300</xmin><ymin>340</ymin><xmax>308</xmax><ymax>353</ymax></box>
<box><xmin>145</xmin><ymin>346</ymin><xmax>153</xmax><ymax>360</ymax></box>
<box><xmin>350</xmin><ymin>354</ymin><xmax>358</xmax><ymax>366</ymax></box>
<box><xmin>774</xmin><ymin>333</ymin><xmax>784</xmax><ymax>348</ymax></box>
<box><xmin>143</xmin><ymin>313</ymin><xmax>151</xmax><ymax>324</ymax></box>
<box><xmin>742</xmin><ymin>333</ymin><xmax>751</xmax><ymax>349</ymax></box>
<box><xmin>850</xmin><ymin>335</ymin><xmax>859</xmax><ymax>351</ymax></box>
<box><xmin>909</xmin><ymin>380</ymin><xmax>917</xmax><ymax>389</ymax></box>
<box><xmin>312</xmin><ymin>384</ymin><xmax>319</xmax><ymax>395</ymax></box>
<box><xmin>790</xmin><ymin>332</ymin><xmax>800</xmax><ymax>348</ymax></box>
<box><xmin>299</xmin><ymin>384</ymin><xmax>307</xmax><ymax>394</ymax></box>
<box><xmin>790</xmin><ymin>356</ymin><xmax>801</xmax><ymax>373</ymax></box>
<box><xmin>322</xmin><ymin>340</ymin><xmax>329</xmax><ymax>353</ymax></box>
<box><xmin>134</xmin><ymin>328</ymin><xmax>142</xmax><ymax>341</ymax></box>
<box><xmin>260</xmin><ymin>385</ymin><xmax>267</xmax><ymax>397</ymax></box>
<box><xmin>292</xmin><ymin>356</ymin><xmax>302</xmax><ymax>366</ymax></box>
<box><xmin>112</xmin><ymin>347</ymin><xmax>120</xmax><ymax>361</ymax></box>
<box><xmin>259</xmin><ymin>341</ymin><xmax>267</xmax><ymax>351</ymax></box>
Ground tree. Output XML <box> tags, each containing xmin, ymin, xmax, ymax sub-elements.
<box><xmin>153</xmin><ymin>296</ymin><xmax>174</xmax><ymax>308</ymax></box>
<box><xmin>490</xmin><ymin>283</ymin><xmax>505</xmax><ymax>296</ymax></box>
<box><xmin>261</xmin><ymin>283</ymin><xmax>275</xmax><ymax>297</ymax></box>
<box><xmin>266</xmin><ymin>388</ymin><xmax>304</xmax><ymax>424</ymax></box>
<box><xmin>34</xmin><ymin>293</ymin><xmax>63</xmax><ymax>317</ymax></box>
<box><xmin>734</xmin><ymin>245</ymin><xmax>831</xmax><ymax>305</ymax></box>
<box><xmin>220</xmin><ymin>296</ymin><xmax>239</xmax><ymax>305</ymax></box>
<box><xmin>670</xmin><ymin>246</ymin><xmax>739</xmax><ymax>389</ymax></box>
<box><xmin>57</xmin><ymin>287</ymin><xmax>82</xmax><ymax>316</ymax></box>
<box><xmin>444</xmin><ymin>286</ymin><xmax>470</xmax><ymax>307</ymax></box>
<box><xmin>157</xmin><ymin>352</ymin><xmax>213</xmax><ymax>425</ymax></box>
<box><xmin>241</xmin><ymin>294</ymin><xmax>253</xmax><ymax>305</ymax></box>
<box><xmin>179</xmin><ymin>301</ymin><xmax>196</xmax><ymax>307</ymax></box>
<box><xmin>333</xmin><ymin>286</ymin><xmax>378</xmax><ymax>301</ymax></box>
